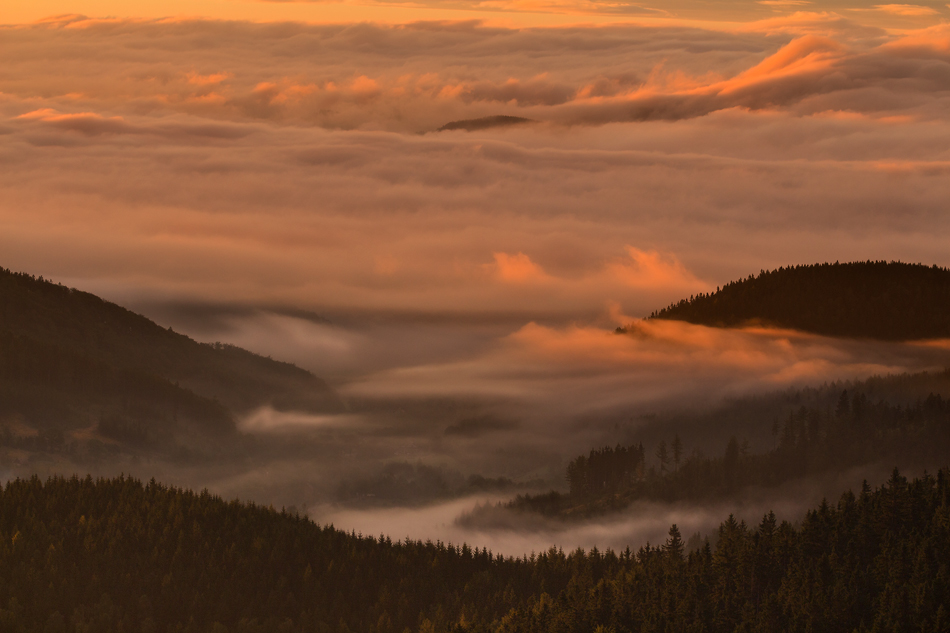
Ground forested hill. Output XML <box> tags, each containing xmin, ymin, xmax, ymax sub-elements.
<box><xmin>0</xmin><ymin>268</ymin><xmax>339</xmax><ymax>446</ymax></box>
<box><xmin>2</xmin><ymin>472</ymin><xmax>950</xmax><ymax>632</ymax></box>
<box><xmin>476</xmin><ymin>368</ymin><xmax>950</xmax><ymax>523</ymax></box>
<box><xmin>648</xmin><ymin>261</ymin><xmax>950</xmax><ymax>340</ymax></box>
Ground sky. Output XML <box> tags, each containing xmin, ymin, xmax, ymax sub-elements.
<box><xmin>3</xmin><ymin>1</ymin><xmax>950</xmax><ymax>322</ymax></box>
<box><xmin>3</xmin><ymin>0</ymin><xmax>950</xmax><ymax>552</ymax></box>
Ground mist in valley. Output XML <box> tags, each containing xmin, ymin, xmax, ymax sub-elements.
<box><xmin>4</xmin><ymin>6</ymin><xmax>950</xmax><ymax>562</ymax></box>
<box><xmin>6</xmin><ymin>299</ymin><xmax>946</xmax><ymax>557</ymax></box>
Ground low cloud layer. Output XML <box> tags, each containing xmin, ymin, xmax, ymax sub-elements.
<box><xmin>4</xmin><ymin>13</ymin><xmax>950</xmax><ymax>553</ymax></box>
<box><xmin>316</xmin><ymin>463</ymin><xmax>896</xmax><ymax>556</ymax></box>
<box><xmin>4</xmin><ymin>17</ymin><xmax>950</xmax><ymax>321</ymax></box>
<box><xmin>344</xmin><ymin>319</ymin><xmax>950</xmax><ymax>419</ymax></box>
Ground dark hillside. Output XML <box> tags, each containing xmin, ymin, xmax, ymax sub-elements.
<box><xmin>0</xmin><ymin>268</ymin><xmax>340</xmax><ymax>449</ymax></box>
<box><xmin>649</xmin><ymin>261</ymin><xmax>950</xmax><ymax>340</ymax></box>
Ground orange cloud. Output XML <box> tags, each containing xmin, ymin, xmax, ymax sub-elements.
<box><xmin>712</xmin><ymin>34</ymin><xmax>843</xmax><ymax>94</ymax></box>
<box><xmin>606</xmin><ymin>300</ymin><xmax>635</xmax><ymax>326</ymax></box>
<box><xmin>883</xmin><ymin>24</ymin><xmax>950</xmax><ymax>52</ymax></box>
<box><xmin>351</xmin><ymin>75</ymin><xmax>380</xmax><ymax>97</ymax></box>
<box><xmin>15</xmin><ymin>108</ymin><xmax>132</xmax><ymax>134</ymax></box>
<box><xmin>550</xmin><ymin>32</ymin><xmax>854</xmax><ymax>126</ymax></box>
<box><xmin>16</xmin><ymin>108</ymin><xmax>61</xmax><ymax>120</ymax></box>
<box><xmin>737</xmin><ymin>10</ymin><xmax>854</xmax><ymax>36</ymax></box>
<box><xmin>348</xmin><ymin>318</ymin><xmax>938</xmax><ymax>413</ymax></box>
<box><xmin>871</xmin><ymin>4</ymin><xmax>938</xmax><ymax>15</ymax></box>
<box><xmin>608</xmin><ymin>247</ymin><xmax>707</xmax><ymax>291</ymax></box>
<box><xmin>186</xmin><ymin>92</ymin><xmax>228</xmax><ymax>105</ymax></box>
<box><xmin>186</xmin><ymin>71</ymin><xmax>231</xmax><ymax>86</ymax></box>
<box><xmin>491</xmin><ymin>252</ymin><xmax>549</xmax><ymax>283</ymax></box>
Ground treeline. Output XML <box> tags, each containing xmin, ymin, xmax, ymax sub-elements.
<box><xmin>509</xmin><ymin>387</ymin><xmax>950</xmax><ymax>517</ymax></box>
<box><xmin>645</xmin><ymin>261</ymin><xmax>950</xmax><ymax>340</ymax></box>
<box><xmin>2</xmin><ymin>472</ymin><xmax>950</xmax><ymax>632</ymax></box>
<box><xmin>565</xmin><ymin>443</ymin><xmax>647</xmax><ymax>499</ymax></box>
<box><xmin>0</xmin><ymin>476</ymin><xmax>539</xmax><ymax>633</ymax></box>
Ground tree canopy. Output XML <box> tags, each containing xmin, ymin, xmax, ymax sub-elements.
<box><xmin>647</xmin><ymin>261</ymin><xmax>950</xmax><ymax>340</ymax></box>
<box><xmin>1</xmin><ymin>472</ymin><xmax>949</xmax><ymax>632</ymax></box>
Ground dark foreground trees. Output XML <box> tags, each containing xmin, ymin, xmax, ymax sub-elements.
<box><xmin>1</xmin><ymin>471</ymin><xmax>950</xmax><ymax>632</ymax></box>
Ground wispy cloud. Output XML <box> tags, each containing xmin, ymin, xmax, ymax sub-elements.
<box><xmin>16</xmin><ymin>108</ymin><xmax>135</xmax><ymax>135</ymax></box>
<box><xmin>757</xmin><ymin>0</ymin><xmax>812</xmax><ymax>6</ymax></box>
<box><xmin>869</xmin><ymin>3</ymin><xmax>939</xmax><ymax>15</ymax></box>
<box><xmin>3</xmin><ymin>12</ymin><xmax>950</xmax><ymax>556</ymax></box>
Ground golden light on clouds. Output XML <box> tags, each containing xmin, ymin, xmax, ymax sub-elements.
<box><xmin>491</xmin><ymin>252</ymin><xmax>550</xmax><ymax>283</ymax></box>
<box><xmin>2</xmin><ymin>7</ymin><xmax>950</xmax><ymax>325</ymax></box>
<box><xmin>869</xmin><ymin>3</ymin><xmax>939</xmax><ymax>14</ymax></box>
<box><xmin>4</xmin><ymin>1</ymin><xmax>950</xmax><ymax>549</ymax></box>
<box><xmin>6</xmin><ymin>0</ymin><xmax>949</xmax><ymax>29</ymax></box>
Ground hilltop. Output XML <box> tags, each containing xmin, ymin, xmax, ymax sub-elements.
<box><xmin>647</xmin><ymin>261</ymin><xmax>950</xmax><ymax>340</ymax></box>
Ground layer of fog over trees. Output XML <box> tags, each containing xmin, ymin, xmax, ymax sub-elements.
<box><xmin>5</xmin><ymin>13</ymin><xmax>950</xmax><ymax>557</ymax></box>
<box><xmin>2</xmin><ymin>267</ymin><xmax>949</xmax><ymax>557</ymax></box>
<box><xmin>147</xmin><ymin>315</ymin><xmax>950</xmax><ymax>556</ymax></box>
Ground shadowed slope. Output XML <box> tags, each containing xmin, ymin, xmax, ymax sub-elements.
<box><xmin>0</xmin><ymin>268</ymin><xmax>341</xmax><ymax>446</ymax></box>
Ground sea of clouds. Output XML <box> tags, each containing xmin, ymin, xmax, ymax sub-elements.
<box><xmin>3</xmin><ymin>10</ymin><xmax>950</xmax><ymax>553</ymax></box>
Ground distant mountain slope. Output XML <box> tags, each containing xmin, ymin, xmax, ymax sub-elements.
<box><xmin>476</xmin><ymin>368</ymin><xmax>950</xmax><ymax>521</ymax></box>
<box><xmin>649</xmin><ymin>261</ymin><xmax>950</xmax><ymax>340</ymax></box>
<box><xmin>0</xmin><ymin>268</ymin><xmax>340</xmax><ymax>446</ymax></box>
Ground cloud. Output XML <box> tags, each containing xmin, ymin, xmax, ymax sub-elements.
<box><xmin>716</xmin><ymin>34</ymin><xmax>843</xmax><ymax>92</ymax></box>
<box><xmin>186</xmin><ymin>71</ymin><xmax>231</xmax><ymax>86</ymax></box>
<box><xmin>4</xmin><ymin>16</ymin><xmax>950</xmax><ymax>401</ymax></box>
<box><xmin>870</xmin><ymin>4</ymin><xmax>939</xmax><ymax>16</ymax></box>
<box><xmin>883</xmin><ymin>23</ymin><xmax>950</xmax><ymax>53</ymax></box>
<box><xmin>15</xmin><ymin>108</ymin><xmax>135</xmax><ymax>135</ymax></box>
<box><xmin>344</xmin><ymin>319</ymin><xmax>950</xmax><ymax>421</ymax></box>
<box><xmin>452</xmin><ymin>76</ymin><xmax>577</xmax><ymax>106</ymax></box>
<box><xmin>4</xmin><ymin>11</ymin><xmax>950</xmax><ymax>560</ymax></box>
<box><xmin>6</xmin><ymin>17</ymin><xmax>945</xmax><ymax>135</ymax></box>
<box><xmin>608</xmin><ymin>247</ymin><xmax>707</xmax><ymax>290</ymax></box>
<box><xmin>490</xmin><ymin>252</ymin><xmax>551</xmax><ymax>283</ymax></box>
<box><xmin>240</xmin><ymin>407</ymin><xmax>362</xmax><ymax>432</ymax></box>
<box><xmin>546</xmin><ymin>34</ymin><xmax>854</xmax><ymax>125</ymax></box>
<box><xmin>757</xmin><ymin>0</ymin><xmax>812</xmax><ymax>6</ymax></box>
<box><xmin>317</xmin><ymin>463</ymin><xmax>899</xmax><ymax>556</ymax></box>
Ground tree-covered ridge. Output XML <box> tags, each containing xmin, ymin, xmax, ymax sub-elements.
<box><xmin>0</xmin><ymin>268</ymin><xmax>340</xmax><ymax>449</ymax></box>
<box><xmin>0</xmin><ymin>475</ymin><xmax>542</xmax><ymax>633</ymax></box>
<box><xmin>502</xmin><ymin>372</ymin><xmax>950</xmax><ymax>518</ymax></box>
<box><xmin>2</xmin><ymin>472</ymin><xmax>950</xmax><ymax>632</ymax></box>
<box><xmin>498</xmin><ymin>469</ymin><xmax>950</xmax><ymax>633</ymax></box>
<box><xmin>0</xmin><ymin>330</ymin><xmax>233</xmax><ymax>453</ymax></box>
<box><xmin>645</xmin><ymin>261</ymin><xmax>950</xmax><ymax>340</ymax></box>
